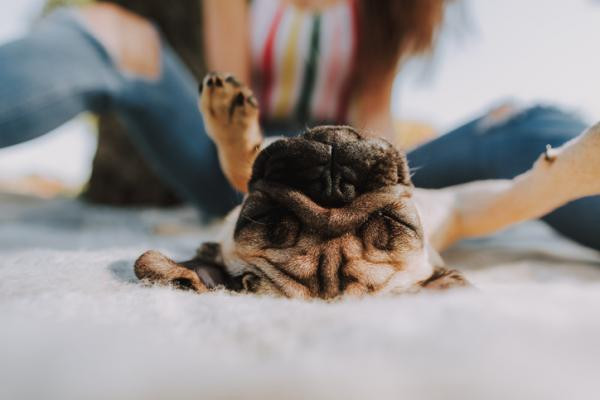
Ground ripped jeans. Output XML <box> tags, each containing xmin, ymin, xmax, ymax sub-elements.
<box><xmin>0</xmin><ymin>9</ymin><xmax>239</xmax><ymax>216</ymax></box>
<box><xmin>0</xmin><ymin>10</ymin><xmax>599</xmax><ymax>250</ymax></box>
<box><xmin>408</xmin><ymin>106</ymin><xmax>600</xmax><ymax>250</ymax></box>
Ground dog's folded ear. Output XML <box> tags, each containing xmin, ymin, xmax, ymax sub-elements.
<box><xmin>134</xmin><ymin>242</ymin><xmax>231</xmax><ymax>292</ymax></box>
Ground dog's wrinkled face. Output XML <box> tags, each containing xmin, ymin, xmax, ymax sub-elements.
<box><xmin>135</xmin><ymin>125</ymin><xmax>468</xmax><ymax>297</ymax></box>
<box><xmin>219</xmin><ymin>126</ymin><xmax>434</xmax><ymax>298</ymax></box>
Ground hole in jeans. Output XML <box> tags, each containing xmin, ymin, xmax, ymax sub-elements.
<box><xmin>77</xmin><ymin>3</ymin><xmax>162</xmax><ymax>81</ymax></box>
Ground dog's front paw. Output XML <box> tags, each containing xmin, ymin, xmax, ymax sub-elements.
<box><xmin>198</xmin><ymin>73</ymin><xmax>262</xmax><ymax>192</ymax></box>
<box><xmin>198</xmin><ymin>72</ymin><xmax>260</xmax><ymax>146</ymax></box>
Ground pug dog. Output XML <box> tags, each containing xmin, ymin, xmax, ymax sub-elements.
<box><xmin>134</xmin><ymin>73</ymin><xmax>600</xmax><ymax>299</ymax></box>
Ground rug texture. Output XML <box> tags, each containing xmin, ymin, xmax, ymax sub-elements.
<box><xmin>1</xmin><ymin>194</ymin><xmax>599</xmax><ymax>400</ymax></box>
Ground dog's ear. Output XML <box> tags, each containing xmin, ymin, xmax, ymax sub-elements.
<box><xmin>420</xmin><ymin>267</ymin><xmax>470</xmax><ymax>291</ymax></box>
<box><xmin>185</xmin><ymin>242</ymin><xmax>231</xmax><ymax>289</ymax></box>
<box><xmin>134</xmin><ymin>242</ymin><xmax>232</xmax><ymax>293</ymax></box>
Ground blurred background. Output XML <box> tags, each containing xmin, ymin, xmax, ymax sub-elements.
<box><xmin>0</xmin><ymin>0</ymin><xmax>599</xmax><ymax>194</ymax></box>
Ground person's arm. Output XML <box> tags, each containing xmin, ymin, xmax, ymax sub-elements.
<box><xmin>202</xmin><ymin>0</ymin><xmax>251</xmax><ymax>83</ymax></box>
<box><xmin>348</xmin><ymin>71</ymin><xmax>397</xmax><ymax>145</ymax></box>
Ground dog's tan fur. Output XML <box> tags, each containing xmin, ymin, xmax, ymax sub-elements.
<box><xmin>197</xmin><ymin>74</ymin><xmax>262</xmax><ymax>193</ymax></box>
<box><xmin>135</xmin><ymin>73</ymin><xmax>600</xmax><ymax>299</ymax></box>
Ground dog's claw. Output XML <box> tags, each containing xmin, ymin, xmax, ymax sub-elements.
<box><xmin>544</xmin><ymin>144</ymin><xmax>557</xmax><ymax>162</ymax></box>
<box><xmin>247</xmin><ymin>95</ymin><xmax>258</xmax><ymax>107</ymax></box>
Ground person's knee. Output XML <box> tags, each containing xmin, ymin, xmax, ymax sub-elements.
<box><xmin>482</xmin><ymin>103</ymin><xmax>587</xmax><ymax>139</ymax></box>
<box><xmin>76</xmin><ymin>3</ymin><xmax>161</xmax><ymax>80</ymax></box>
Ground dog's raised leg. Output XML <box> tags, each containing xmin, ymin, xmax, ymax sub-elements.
<box><xmin>417</xmin><ymin>122</ymin><xmax>600</xmax><ymax>250</ymax></box>
<box><xmin>198</xmin><ymin>72</ymin><xmax>262</xmax><ymax>193</ymax></box>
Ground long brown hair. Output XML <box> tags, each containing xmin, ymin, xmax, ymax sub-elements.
<box><xmin>354</xmin><ymin>0</ymin><xmax>446</xmax><ymax>93</ymax></box>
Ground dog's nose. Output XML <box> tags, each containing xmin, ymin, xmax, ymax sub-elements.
<box><xmin>250</xmin><ymin>126</ymin><xmax>411</xmax><ymax>207</ymax></box>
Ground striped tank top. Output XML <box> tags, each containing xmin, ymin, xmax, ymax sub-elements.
<box><xmin>250</xmin><ymin>0</ymin><xmax>359</xmax><ymax>126</ymax></box>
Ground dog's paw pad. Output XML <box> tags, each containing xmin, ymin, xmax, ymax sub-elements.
<box><xmin>197</xmin><ymin>72</ymin><xmax>263</xmax><ymax>192</ymax></box>
<box><xmin>198</xmin><ymin>72</ymin><xmax>259</xmax><ymax>138</ymax></box>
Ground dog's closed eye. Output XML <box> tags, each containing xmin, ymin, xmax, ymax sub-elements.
<box><xmin>245</xmin><ymin>208</ymin><xmax>301</xmax><ymax>249</ymax></box>
<box><xmin>359</xmin><ymin>210</ymin><xmax>418</xmax><ymax>251</ymax></box>
<box><xmin>264</xmin><ymin>211</ymin><xmax>301</xmax><ymax>248</ymax></box>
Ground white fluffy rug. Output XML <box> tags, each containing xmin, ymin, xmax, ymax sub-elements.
<box><xmin>1</xmin><ymin>193</ymin><xmax>599</xmax><ymax>400</ymax></box>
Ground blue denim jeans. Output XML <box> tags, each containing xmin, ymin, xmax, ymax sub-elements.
<box><xmin>0</xmin><ymin>9</ymin><xmax>240</xmax><ymax>216</ymax></box>
<box><xmin>1</xmin><ymin>10</ymin><xmax>599</xmax><ymax>250</ymax></box>
<box><xmin>408</xmin><ymin>106</ymin><xmax>600</xmax><ymax>250</ymax></box>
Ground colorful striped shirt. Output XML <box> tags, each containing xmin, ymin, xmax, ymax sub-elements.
<box><xmin>250</xmin><ymin>0</ymin><xmax>359</xmax><ymax>126</ymax></box>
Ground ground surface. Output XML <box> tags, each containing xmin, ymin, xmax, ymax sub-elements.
<box><xmin>1</xmin><ymin>193</ymin><xmax>599</xmax><ymax>400</ymax></box>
